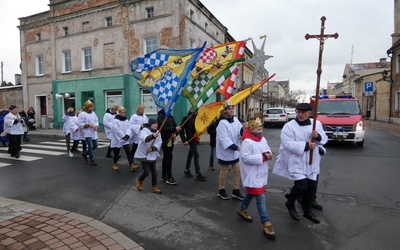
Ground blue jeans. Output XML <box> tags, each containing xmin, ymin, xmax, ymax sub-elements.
<box><xmin>85</xmin><ymin>138</ymin><xmax>98</xmax><ymax>161</ymax></box>
<box><xmin>240</xmin><ymin>193</ymin><xmax>270</xmax><ymax>224</ymax></box>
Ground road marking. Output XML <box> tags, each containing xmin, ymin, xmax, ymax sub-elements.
<box><xmin>23</xmin><ymin>144</ymin><xmax>67</xmax><ymax>151</ymax></box>
<box><xmin>0</xmin><ymin>162</ymin><xmax>11</xmax><ymax>168</ymax></box>
<box><xmin>0</xmin><ymin>153</ymin><xmax>42</xmax><ymax>161</ymax></box>
<box><xmin>39</xmin><ymin>141</ymin><xmax>109</xmax><ymax>148</ymax></box>
<box><xmin>0</xmin><ymin>148</ymin><xmax>65</xmax><ymax>156</ymax></box>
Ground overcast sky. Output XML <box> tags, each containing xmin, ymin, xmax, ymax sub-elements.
<box><xmin>0</xmin><ymin>0</ymin><xmax>394</xmax><ymax>94</ymax></box>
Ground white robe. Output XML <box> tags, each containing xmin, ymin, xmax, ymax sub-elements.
<box><xmin>4</xmin><ymin>113</ymin><xmax>24</xmax><ymax>135</ymax></box>
<box><xmin>77</xmin><ymin>111</ymin><xmax>99</xmax><ymax>140</ymax></box>
<box><xmin>240</xmin><ymin>136</ymin><xmax>271</xmax><ymax>188</ymax></box>
<box><xmin>103</xmin><ymin>112</ymin><xmax>116</xmax><ymax>139</ymax></box>
<box><xmin>272</xmin><ymin>118</ymin><xmax>328</xmax><ymax>181</ymax></box>
<box><xmin>134</xmin><ymin>127</ymin><xmax>162</xmax><ymax>161</ymax></box>
<box><xmin>129</xmin><ymin>114</ymin><xmax>148</xmax><ymax>144</ymax></box>
<box><xmin>110</xmin><ymin>117</ymin><xmax>139</xmax><ymax>148</ymax></box>
<box><xmin>68</xmin><ymin>116</ymin><xmax>84</xmax><ymax>140</ymax></box>
<box><xmin>216</xmin><ymin>117</ymin><xmax>242</xmax><ymax>162</ymax></box>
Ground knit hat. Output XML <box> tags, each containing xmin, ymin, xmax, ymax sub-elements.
<box><xmin>223</xmin><ymin>100</ymin><xmax>234</xmax><ymax>110</ymax></box>
<box><xmin>83</xmin><ymin>100</ymin><xmax>94</xmax><ymax>109</ymax></box>
<box><xmin>9</xmin><ymin>105</ymin><xmax>17</xmax><ymax>110</ymax></box>
<box><xmin>248</xmin><ymin>118</ymin><xmax>263</xmax><ymax>131</ymax></box>
<box><xmin>147</xmin><ymin>118</ymin><xmax>157</xmax><ymax>127</ymax></box>
<box><xmin>295</xmin><ymin>103</ymin><xmax>312</xmax><ymax>111</ymax></box>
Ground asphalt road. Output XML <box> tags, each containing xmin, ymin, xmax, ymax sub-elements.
<box><xmin>0</xmin><ymin>127</ymin><xmax>399</xmax><ymax>250</ymax></box>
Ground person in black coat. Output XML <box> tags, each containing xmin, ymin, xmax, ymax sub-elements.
<box><xmin>157</xmin><ymin>109</ymin><xmax>181</xmax><ymax>185</ymax></box>
<box><xmin>179</xmin><ymin>107</ymin><xmax>207</xmax><ymax>181</ymax></box>
<box><xmin>207</xmin><ymin>118</ymin><xmax>220</xmax><ymax>171</ymax></box>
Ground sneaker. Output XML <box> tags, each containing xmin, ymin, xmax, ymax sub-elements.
<box><xmin>237</xmin><ymin>209</ymin><xmax>253</xmax><ymax>222</ymax></box>
<box><xmin>195</xmin><ymin>173</ymin><xmax>207</xmax><ymax>181</ymax></box>
<box><xmin>184</xmin><ymin>169</ymin><xmax>193</xmax><ymax>178</ymax></box>
<box><xmin>208</xmin><ymin>164</ymin><xmax>215</xmax><ymax>171</ymax></box>
<box><xmin>82</xmin><ymin>153</ymin><xmax>88</xmax><ymax>162</ymax></box>
<box><xmin>232</xmin><ymin>189</ymin><xmax>244</xmax><ymax>201</ymax></box>
<box><xmin>130</xmin><ymin>163</ymin><xmax>139</xmax><ymax>172</ymax></box>
<box><xmin>68</xmin><ymin>151</ymin><xmax>73</xmax><ymax>158</ymax></box>
<box><xmin>166</xmin><ymin>177</ymin><xmax>178</xmax><ymax>185</ymax></box>
<box><xmin>218</xmin><ymin>189</ymin><xmax>230</xmax><ymax>200</ymax></box>
<box><xmin>161</xmin><ymin>176</ymin><xmax>168</xmax><ymax>182</ymax></box>
<box><xmin>89</xmin><ymin>160</ymin><xmax>97</xmax><ymax>166</ymax></box>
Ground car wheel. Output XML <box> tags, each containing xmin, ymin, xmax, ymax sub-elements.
<box><xmin>356</xmin><ymin>140</ymin><xmax>364</xmax><ymax>147</ymax></box>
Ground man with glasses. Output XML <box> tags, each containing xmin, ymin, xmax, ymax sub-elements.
<box><xmin>273</xmin><ymin>103</ymin><xmax>327</xmax><ymax>224</ymax></box>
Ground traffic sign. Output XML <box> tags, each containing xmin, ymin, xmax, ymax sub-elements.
<box><xmin>365</xmin><ymin>91</ymin><xmax>373</xmax><ymax>96</ymax></box>
<box><xmin>364</xmin><ymin>82</ymin><xmax>374</xmax><ymax>92</ymax></box>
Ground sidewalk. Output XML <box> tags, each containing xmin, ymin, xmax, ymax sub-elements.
<box><xmin>0</xmin><ymin>197</ymin><xmax>143</xmax><ymax>249</ymax></box>
<box><xmin>364</xmin><ymin>119</ymin><xmax>400</xmax><ymax>136</ymax></box>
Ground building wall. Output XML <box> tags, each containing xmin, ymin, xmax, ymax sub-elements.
<box><xmin>19</xmin><ymin>0</ymin><xmax>228</xmax><ymax>128</ymax></box>
<box><xmin>0</xmin><ymin>86</ymin><xmax>23</xmax><ymax>110</ymax></box>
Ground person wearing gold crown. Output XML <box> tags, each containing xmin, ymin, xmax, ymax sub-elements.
<box><xmin>78</xmin><ymin>100</ymin><xmax>99</xmax><ymax>166</ymax></box>
<box><xmin>216</xmin><ymin>100</ymin><xmax>245</xmax><ymax>200</ymax></box>
<box><xmin>237</xmin><ymin>118</ymin><xmax>276</xmax><ymax>239</ymax></box>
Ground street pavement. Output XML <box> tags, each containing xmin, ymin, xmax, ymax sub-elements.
<box><xmin>0</xmin><ymin>119</ymin><xmax>399</xmax><ymax>249</ymax></box>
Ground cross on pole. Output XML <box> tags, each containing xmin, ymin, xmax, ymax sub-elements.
<box><xmin>305</xmin><ymin>16</ymin><xmax>338</xmax><ymax>164</ymax></box>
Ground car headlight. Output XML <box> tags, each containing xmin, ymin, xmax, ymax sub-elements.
<box><xmin>356</xmin><ymin>121</ymin><xmax>364</xmax><ymax>131</ymax></box>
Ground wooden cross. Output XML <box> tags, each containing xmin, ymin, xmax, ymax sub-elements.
<box><xmin>305</xmin><ymin>16</ymin><xmax>338</xmax><ymax>164</ymax></box>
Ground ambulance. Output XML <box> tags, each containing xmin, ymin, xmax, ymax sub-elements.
<box><xmin>311</xmin><ymin>94</ymin><xmax>366</xmax><ymax>147</ymax></box>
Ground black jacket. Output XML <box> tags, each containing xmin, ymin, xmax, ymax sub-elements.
<box><xmin>179</xmin><ymin>112</ymin><xmax>196</xmax><ymax>143</ymax></box>
<box><xmin>157</xmin><ymin>110</ymin><xmax>178</xmax><ymax>145</ymax></box>
<box><xmin>207</xmin><ymin>119</ymin><xmax>220</xmax><ymax>147</ymax></box>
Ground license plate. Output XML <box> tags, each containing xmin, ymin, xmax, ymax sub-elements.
<box><xmin>333</xmin><ymin>131</ymin><xmax>348</xmax><ymax>136</ymax></box>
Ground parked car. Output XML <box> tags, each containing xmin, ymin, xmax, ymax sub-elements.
<box><xmin>285</xmin><ymin>108</ymin><xmax>296</xmax><ymax>121</ymax></box>
<box><xmin>263</xmin><ymin>107</ymin><xmax>287</xmax><ymax>127</ymax></box>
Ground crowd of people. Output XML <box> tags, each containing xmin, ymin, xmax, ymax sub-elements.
<box><xmin>2</xmin><ymin>100</ymin><xmax>327</xmax><ymax>240</ymax></box>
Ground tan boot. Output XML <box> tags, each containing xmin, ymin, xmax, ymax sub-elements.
<box><xmin>237</xmin><ymin>209</ymin><xmax>253</xmax><ymax>222</ymax></box>
<box><xmin>152</xmin><ymin>185</ymin><xmax>162</xmax><ymax>194</ymax></box>
<box><xmin>112</xmin><ymin>163</ymin><xmax>119</xmax><ymax>171</ymax></box>
<box><xmin>130</xmin><ymin>163</ymin><xmax>139</xmax><ymax>172</ymax></box>
<box><xmin>263</xmin><ymin>221</ymin><xmax>276</xmax><ymax>240</ymax></box>
<box><xmin>136</xmin><ymin>178</ymin><xmax>142</xmax><ymax>191</ymax></box>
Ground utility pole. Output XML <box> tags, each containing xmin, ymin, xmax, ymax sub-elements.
<box><xmin>1</xmin><ymin>61</ymin><xmax>3</xmax><ymax>83</ymax></box>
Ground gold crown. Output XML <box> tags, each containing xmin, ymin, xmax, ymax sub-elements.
<box><xmin>84</xmin><ymin>100</ymin><xmax>94</xmax><ymax>109</ymax></box>
<box><xmin>223</xmin><ymin>100</ymin><xmax>234</xmax><ymax>109</ymax></box>
<box><xmin>248</xmin><ymin>118</ymin><xmax>263</xmax><ymax>131</ymax></box>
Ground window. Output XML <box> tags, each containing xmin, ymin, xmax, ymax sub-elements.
<box><xmin>82</xmin><ymin>21</ymin><xmax>89</xmax><ymax>32</ymax></box>
<box><xmin>205</xmin><ymin>22</ymin><xmax>208</xmax><ymax>32</ymax></box>
<box><xmin>105</xmin><ymin>91</ymin><xmax>123</xmax><ymax>110</ymax></box>
<box><xmin>142</xmin><ymin>89</ymin><xmax>157</xmax><ymax>114</ymax></box>
<box><xmin>105</xmin><ymin>17</ymin><xmax>112</xmax><ymax>27</ymax></box>
<box><xmin>63</xmin><ymin>27</ymin><xmax>68</xmax><ymax>36</ymax></box>
<box><xmin>36</xmin><ymin>33</ymin><xmax>41</xmax><ymax>41</ymax></box>
<box><xmin>395</xmin><ymin>91</ymin><xmax>400</xmax><ymax>111</ymax></box>
<box><xmin>82</xmin><ymin>47</ymin><xmax>92</xmax><ymax>71</ymax></box>
<box><xmin>189</xmin><ymin>39</ymin><xmax>195</xmax><ymax>48</ymax></box>
<box><xmin>146</xmin><ymin>7</ymin><xmax>154</xmax><ymax>19</ymax></box>
<box><xmin>190</xmin><ymin>9</ymin><xmax>194</xmax><ymax>20</ymax></box>
<box><xmin>145</xmin><ymin>37</ymin><xmax>157</xmax><ymax>53</ymax></box>
<box><xmin>62</xmin><ymin>50</ymin><xmax>71</xmax><ymax>73</ymax></box>
<box><xmin>36</xmin><ymin>55</ymin><xmax>44</xmax><ymax>75</ymax></box>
